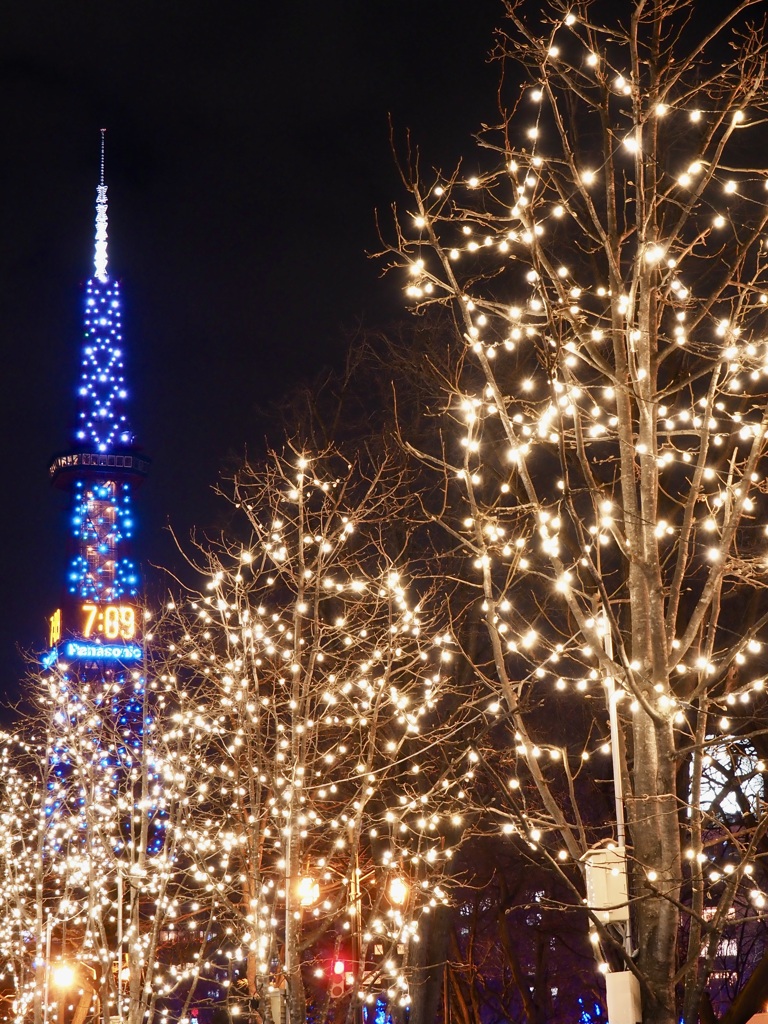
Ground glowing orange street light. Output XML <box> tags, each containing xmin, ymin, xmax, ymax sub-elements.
<box><xmin>51</xmin><ymin>964</ymin><xmax>76</xmax><ymax>989</ymax></box>
<box><xmin>298</xmin><ymin>876</ymin><xmax>320</xmax><ymax>907</ymax></box>
<box><xmin>388</xmin><ymin>876</ymin><xmax>408</xmax><ymax>906</ymax></box>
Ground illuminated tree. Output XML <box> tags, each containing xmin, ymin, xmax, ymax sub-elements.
<box><xmin>381</xmin><ymin>2</ymin><xmax>768</xmax><ymax>1022</ymax></box>
<box><xmin>0</xmin><ymin>733</ymin><xmax>52</xmax><ymax>1024</ymax></box>
<box><xmin>156</xmin><ymin>445</ymin><xmax>475</xmax><ymax>1024</ymax></box>
<box><xmin>21</xmin><ymin>656</ymin><xmax>214</xmax><ymax>1024</ymax></box>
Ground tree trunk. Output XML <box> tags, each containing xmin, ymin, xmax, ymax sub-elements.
<box><xmin>630</xmin><ymin>710</ymin><xmax>681</xmax><ymax>1024</ymax></box>
<box><xmin>284</xmin><ymin>817</ymin><xmax>306</xmax><ymax>1024</ymax></box>
<box><xmin>408</xmin><ymin>903</ymin><xmax>451</xmax><ymax>1024</ymax></box>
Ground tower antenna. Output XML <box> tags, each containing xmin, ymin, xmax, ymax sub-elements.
<box><xmin>94</xmin><ymin>129</ymin><xmax>109</xmax><ymax>281</ymax></box>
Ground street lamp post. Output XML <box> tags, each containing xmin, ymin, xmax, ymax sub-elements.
<box><xmin>350</xmin><ymin>859</ymin><xmax>362</xmax><ymax>1024</ymax></box>
<box><xmin>117</xmin><ymin>872</ymin><xmax>123</xmax><ymax>1023</ymax></box>
<box><xmin>115</xmin><ymin>861</ymin><xmax>147</xmax><ymax>1024</ymax></box>
<box><xmin>50</xmin><ymin>963</ymin><xmax>77</xmax><ymax>1024</ymax></box>
<box><xmin>603</xmin><ymin>626</ymin><xmax>631</xmax><ymax>950</ymax></box>
<box><xmin>42</xmin><ymin>917</ymin><xmax>53</xmax><ymax>1024</ymax></box>
<box><xmin>600</xmin><ymin>620</ymin><xmax>641</xmax><ymax>1024</ymax></box>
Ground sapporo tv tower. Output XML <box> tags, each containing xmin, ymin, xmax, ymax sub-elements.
<box><xmin>46</xmin><ymin>131</ymin><xmax>149</xmax><ymax>668</ymax></box>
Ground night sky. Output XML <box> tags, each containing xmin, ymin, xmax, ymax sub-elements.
<box><xmin>0</xmin><ymin>1</ymin><xmax>501</xmax><ymax>696</ymax></box>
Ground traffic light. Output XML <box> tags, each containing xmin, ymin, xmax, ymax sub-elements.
<box><xmin>329</xmin><ymin>960</ymin><xmax>347</xmax><ymax>1000</ymax></box>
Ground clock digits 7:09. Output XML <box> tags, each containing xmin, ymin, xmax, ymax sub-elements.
<box><xmin>81</xmin><ymin>602</ymin><xmax>138</xmax><ymax>641</ymax></box>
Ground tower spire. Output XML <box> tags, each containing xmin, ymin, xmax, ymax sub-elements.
<box><xmin>94</xmin><ymin>128</ymin><xmax>109</xmax><ymax>282</ymax></box>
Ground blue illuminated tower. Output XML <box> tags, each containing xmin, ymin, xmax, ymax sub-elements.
<box><xmin>37</xmin><ymin>140</ymin><xmax>165</xmax><ymax>1015</ymax></box>
<box><xmin>48</xmin><ymin>132</ymin><xmax>149</xmax><ymax>663</ymax></box>
<box><xmin>43</xmin><ymin>134</ymin><xmax>165</xmax><ymax>877</ymax></box>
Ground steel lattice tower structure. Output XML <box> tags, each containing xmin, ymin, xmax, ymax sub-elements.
<box><xmin>47</xmin><ymin>132</ymin><xmax>149</xmax><ymax>666</ymax></box>
<box><xmin>43</xmin><ymin>135</ymin><xmax>165</xmax><ymax>863</ymax></box>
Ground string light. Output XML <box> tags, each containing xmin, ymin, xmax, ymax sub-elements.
<box><xmin>392</xmin><ymin>0</ymin><xmax>768</xmax><ymax>1010</ymax></box>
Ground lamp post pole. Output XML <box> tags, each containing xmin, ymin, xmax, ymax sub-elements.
<box><xmin>43</xmin><ymin>917</ymin><xmax>53</xmax><ymax>1024</ymax></box>
<box><xmin>116</xmin><ymin>872</ymin><xmax>123</xmax><ymax>1022</ymax></box>
<box><xmin>350</xmin><ymin>856</ymin><xmax>362</xmax><ymax>1024</ymax></box>
<box><xmin>603</xmin><ymin>624</ymin><xmax>633</xmax><ymax>955</ymax></box>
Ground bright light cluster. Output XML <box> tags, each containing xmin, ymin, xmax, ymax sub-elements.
<box><xmin>94</xmin><ymin>183</ymin><xmax>108</xmax><ymax>282</ymax></box>
<box><xmin>390</xmin><ymin>0</ymin><xmax>768</xmax><ymax>996</ymax></box>
<box><xmin>150</xmin><ymin>451</ymin><xmax>471</xmax><ymax>1012</ymax></box>
<box><xmin>67</xmin><ymin>480</ymin><xmax>138</xmax><ymax>600</ymax></box>
<box><xmin>0</xmin><ymin>658</ymin><xmax>179</xmax><ymax>1024</ymax></box>
<box><xmin>9</xmin><ymin>10</ymin><xmax>768</xmax><ymax>1021</ymax></box>
<box><xmin>78</xmin><ymin>278</ymin><xmax>131</xmax><ymax>453</ymax></box>
<box><xmin>0</xmin><ymin>451</ymin><xmax>478</xmax><ymax>1024</ymax></box>
<box><xmin>0</xmin><ymin>148</ymin><xmax>190</xmax><ymax>1024</ymax></box>
<box><xmin>47</xmin><ymin>668</ymin><xmax>165</xmax><ymax>855</ymax></box>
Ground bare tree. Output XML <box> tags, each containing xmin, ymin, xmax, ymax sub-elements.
<box><xmin>444</xmin><ymin>838</ymin><xmax>599</xmax><ymax>1024</ymax></box>
<box><xmin>380</xmin><ymin>2</ymin><xmax>768</xmax><ymax>1022</ymax></box>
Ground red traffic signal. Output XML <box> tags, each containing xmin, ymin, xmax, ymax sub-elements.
<box><xmin>330</xmin><ymin>961</ymin><xmax>347</xmax><ymax>999</ymax></box>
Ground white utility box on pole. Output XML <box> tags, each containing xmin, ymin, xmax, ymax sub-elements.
<box><xmin>269</xmin><ymin>990</ymin><xmax>285</xmax><ymax>1024</ymax></box>
<box><xmin>582</xmin><ymin>845</ymin><xmax>630</xmax><ymax>923</ymax></box>
<box><xmin>606</xmin><ymin>971</ymin><xmax>641</xmax><ymax>1024</ymax></box>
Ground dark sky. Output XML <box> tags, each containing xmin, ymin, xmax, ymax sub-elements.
<box><xmin>0</xmin><ymin>1</ymin><xmax>501</xmax><ymax>696</ymax></box>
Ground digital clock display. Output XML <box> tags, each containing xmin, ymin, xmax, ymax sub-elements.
<box><xmin>80</xmin><ymin>602</ymin><xmax>138</xmax><ymax>641</ymax></box>
<box><xmin>44</xmin><ymin>604</ymin><xmax>143</xmax><ymax>665</ymax></box>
